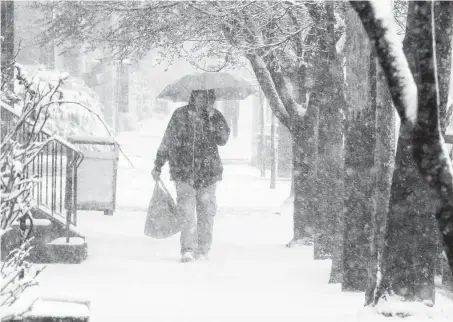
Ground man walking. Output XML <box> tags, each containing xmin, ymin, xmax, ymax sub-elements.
<box><xmin>151</xmin><ymin>89</ymin><xmax>230</xmax><ymax>262</ymax></box>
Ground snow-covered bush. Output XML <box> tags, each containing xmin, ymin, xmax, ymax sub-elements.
<box><xmin>0</xmin><ymin>240</ymin><xmax>43</xmax><ymax>320</ymax></box>
<box><xmin>13</xmin><ymin>66</ymin><xmax>109</xmax><ymax>139</ymax></box>
<box><xmin>1</xmin><ymin>64</ymin><xmax>53</xmax><ymax>320</ymax></box>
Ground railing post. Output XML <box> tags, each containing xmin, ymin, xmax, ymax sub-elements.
<box><xmin>73</xmin><ymin>159</ymin><xmax>78</xmax><ymax>227</ymax></box>
<box><xmin>65</xmin><ymin>150</ymin><xmax>74</xmax><ymax>243</ymax></box>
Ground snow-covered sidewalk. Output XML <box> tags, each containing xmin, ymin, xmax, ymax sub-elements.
<box><xmin>31</xmin><ymin>119</ymin><xmax>453</xmax><ymax>322</ymax></box>
<box><xmin>36</xmin><ymin>208</ymin><xmax>359</xmax><ymax>322</ymax></box>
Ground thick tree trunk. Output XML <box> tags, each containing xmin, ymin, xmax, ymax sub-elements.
<box><xmin>365</xmin><ymin>62</ymin><xmax>396</xmax><ymax>304</ymax></box>
<box><xmin>342</xmin><ymin>113</ymin><xmax>376</xmax><ymax>292</ymax></box>
<box><xmin>375</xmin><ymin>2</ymin><xmax>437</xmax><ymax>303</ymax></box>
<box><xmin>378</xmin><ymin>131</ymin><xmax>437</xmax><ymax>303</ymax></box>
<box><xmin>312</xmin><ymin>3</ymin><xmax>344</xmax><ymax>261</ymax></box>
<box><xmin>342</xmin><ymin>6</ymin><xmax>377</xmax><ymax>292</ymax></box>
<box><xmin>289</xmin><ymin>100</ymin><xmax>319</xmax><ymax>247</ymax></box>
<box><xmin>411</xmin><ymin>1</ymin><xmax>453</xmax><ymax>290</ymax></box>
<box><xmin>288</xmin><ymin>20</ymin><xmax>309</xmax><ymax>202</ymax></box>
<box><xmin>434</xmin><ymin>1</ymin><xmax>453</xmax><ymax>133</ymax></box>
<box><xmin>434</xmin><ymin>1</ymin><xmax>453</xmax><ymax>289</ymax></box>
<box><xmin>328</xmin><ymin>91</ymin><xmax>346</xmax><ymax>283</ymax></box>
<box><xmin>314</xmin><ymin>102</ymin><xmax>344</xmax><ymax>260</ymax></box>
<box><xmin>328</xmin><ymin>17</ymin><xmax>346</xmax><ymax>284</ymax></box>
<box><xmin>288</xmin><ymin>29</ymin><xmax>317</xmax><ymax>246</ymax></box>
<box><xmin>313</xmin><ymin>100</ymin><xmax>338</xmax><ymax>259</ymax></box>
<box><xmin>350</xmin><ymin>1</ymin><xmax>453</xmax><ymax>295</ymax></box>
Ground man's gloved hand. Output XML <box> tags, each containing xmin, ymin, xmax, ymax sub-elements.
<box><xmin>151</xmin><ymin>168</ymin><xmax>161</xmax><ymax>181</ymax></box>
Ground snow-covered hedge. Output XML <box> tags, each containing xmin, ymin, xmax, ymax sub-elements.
<box><xmin>13</xmin><ymin>66</ymin><xmax>109</xmax><ymax>139</ymax></box>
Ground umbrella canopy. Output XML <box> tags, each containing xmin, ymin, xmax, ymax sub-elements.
<box><xmin>157</xmin><ymin>72</ymin><xmax>256</xmax><ymax>102</ymax></box>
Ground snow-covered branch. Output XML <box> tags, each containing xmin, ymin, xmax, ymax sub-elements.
<box><xmin>266</xmin><ymin>56</ymin><xmax>306</xmax><ymax>122</ymax></box>
<box><xmin>247</xmin><ymin>53</ymin><xmax>291</xmax><ymax>129</ymax></box>
<box><xmin>350</xmin><ymin>0</ymin><xmax>418</xmax><ymax>128</ymax></box>
<box><xmin>40</xmin><ymin>100</ymin><xmax>134</xmax><ymax>168</ymax></box>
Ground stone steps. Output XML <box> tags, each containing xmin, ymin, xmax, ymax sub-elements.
<box><xmin>1</xmin><ymin>208</ymin><xmax>88</xmax><ymax>264</ymax></box>
<box><xmin>6</xmin><ymin>297</ymin><xmax>91</xmax><ymax>322</ymax></box>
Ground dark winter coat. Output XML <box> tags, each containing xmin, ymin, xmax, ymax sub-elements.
<box><xmin>154</xmin><ymin>104</ymin><xmax>230</xmax><ymax>188</ymax></box>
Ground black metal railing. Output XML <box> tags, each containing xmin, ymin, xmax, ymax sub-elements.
<box><xmin>1</xmin><ymin>102</ymin><xmax>84</xmax><ymax>240</ymax></box>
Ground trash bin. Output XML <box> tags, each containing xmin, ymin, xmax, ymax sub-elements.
<box><xmin>68</xmin><ymin>135</ymin><xmax>118</xmax><ymax>216</ymax></box>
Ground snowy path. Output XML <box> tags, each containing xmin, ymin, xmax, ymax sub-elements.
<box><xmin>33</xmin><ymin>120</ymin><xmax>453</xmax><ymax>322</ymax></box>
<box><xmin>36</xmin><ymin>196</ymin><xmax>363</xmax><ymax>322</ymax></box>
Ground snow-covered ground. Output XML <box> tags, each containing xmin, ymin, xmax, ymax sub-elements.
<box><xmin>22</xmin><ymin>117</ymin><xmax>453</xmax><ymax>321</ymax></box>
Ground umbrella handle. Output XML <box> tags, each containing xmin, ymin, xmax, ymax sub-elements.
<box><xmin>157</xmin><ymin>178</ymin><xmax>173</xmax><ymax>198</ymax></box>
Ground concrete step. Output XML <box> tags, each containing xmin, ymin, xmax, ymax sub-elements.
<box><xmin>1</xmin><ymin>230</ymin><xmax>88</xmax><ymax>264</ymax></box>
<box><xmin>45</xmin><ymin>237</ymin><xmax>88</xmax><ymax>264</ymax></box>
<box><xmin>22</xmin><ymin>297</ymin><xmax>90</xmax><ymax>322</ymax></box>
<box><xmin>31</xmin><ymin>206</ymin><xmax>84</xmax><ymax>238</ymax></box>
<box><xmin>1</xmin><ymin>209</ymin><xmax>88</xmax><ymax>264</ymax></box>
<box><xmin>1</xmin><ymin>219</ymin><xmax>53</xmax><ymax>261</ymax></box>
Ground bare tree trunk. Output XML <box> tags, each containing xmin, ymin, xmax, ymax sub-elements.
<box><xmin>328</xmin><ymin>16</ymin><xmax>347</xmax><ymax>284</ymax></box>
<box><xmin>443</xmin><ymin>258</ymin><xmax>453</xmax><ymax>291</ymax></box>
<box><xmin>289</xmin><ymin>99</ymin><xmax>319</xmax><ymax>247</ymax></box>
<box><xmin>287</xmin><ymin>26</ymin><xmax>317</xmax><ymax>247</ymax></box>
<box><xmin>433</xmin><ymin>1</ymin><xmax>453</xmax><ymax>289</ymax></box>
<box><xmin>312</xmin><ymin>3</ymin><xmax>344</xmax><ymax>261</ymax></box>
<box><xmin>247</xmin><ymin>48</ymin><xmax>319</xmax><ymax>248</ymax></box>
<box><xmin>1</xmin><ymin>0</ymin><xmax>15</xmax><ymax>93</ymax></box>
<box><xmin>342</xmin><ymin>6</ymin><xmax>377</xmax><ymax>292</ymax></box>
<box><xmin>411</xmin><ymin>0</ymin><xmax>453</xmax><ymax>289</ymax></box>
<box><xmin>379</xmin><ymin>58</ymin><xmax>437</xmax><ymax>303</ymax></box>
<box><xmin>434</xmin><ymin>1</ymin><xmax>453</xmax><ymax>133</ymax></box>
<box><xmin>329</xmin><ymin>94</ymin><xmax>346</xmax><ymax>283</ymax></box>
<box><xmin>313</xmin><ymin>93</ymin><xmax>334</xmax><ymax>259</ymax></box>
<box><xmin>0</xmin><ymin>0</ymin><xmax>15</xmax><ymax>141</ymax></box>
<box><xmin>375</xmin><ymin>2</ymin><xmax>437</xmax><ymax>303</ymax></box>
<box><xmin>365</xmin><ymin>60</ymin><xmax>396</xmax><ymax>305</ymax></box>
<box><xmin>314</xmin><ymin>100</ymin><xmax>344</xmax><ymax>260</ymax></box>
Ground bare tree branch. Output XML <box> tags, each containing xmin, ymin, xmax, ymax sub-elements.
<box><xmin>350</xmin><ymin>1</ymin><xmax>417</xmax><ymax>127</ymax></box>
<box><xmin>38</xmin><ymin>100</ymin><xmax>134</xmax><ymax>168</ymax></box>
<box><xmin>247</xmin><ymin>53</ymin><xmax>291</xmax><ymax>129</ymax></box>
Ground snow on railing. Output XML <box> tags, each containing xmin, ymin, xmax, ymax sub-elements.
<box><xmin>1</xmin><ymin>102</ymin><xmax>84</xmax><ymax>241</ymax></box>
